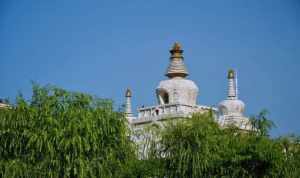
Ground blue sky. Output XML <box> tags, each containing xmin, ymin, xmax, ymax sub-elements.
<box><xmin>0</xmin><ymin>0</ymin><xmax>299</xmax><ymax>136</ymax></box>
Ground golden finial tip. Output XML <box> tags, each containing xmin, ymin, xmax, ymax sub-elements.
<box><xmin>170</xmin><ymin>42</ymin><xmax>183</xmax><ymax>54</ymax></box>
<box><xmin>228</xmin><ymin>69</ymin><xmax>235</xmax><ymax>79</ymax></box>
<box><xmin>172</xmin><ymin>42</ymin><xmax>181</xmax><ymax>51</ymax></box>
<box><xmin>125</xmin><ymin>88</ymin><xmax>132</xmax><ymax>97</ymax></box>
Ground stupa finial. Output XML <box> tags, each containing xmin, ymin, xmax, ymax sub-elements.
<box><xmin>124</xmin><ymin>88</ymin><xmax>133</xmax><ymax>122</ymax></box>
<box><xmin>125</xmin><ymin>88</ymin><xmax>132</xmax><ymax>97</ymax></box>
<box><xmin>166</xmin><ymin>42</ymin><xmax>189</xmax><ymax>78</ymax></box>
<box><xmin>227</xmin><ymin>69</ymin><xmax>237</xmax><ymax>99</ymax></box>
<box><xmin>172</xmin><ymin>42</ymin><xmax>181</xmax><ymax>51</ymax></box>
<box><xmin>228</xmin><ymin>69</ymin><xmax>235</xmax><ymax>79</ymax></box>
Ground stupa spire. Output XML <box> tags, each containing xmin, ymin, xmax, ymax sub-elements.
<box><xmin>125</xmin><ymin>88</ymin><xmax>133</xmax><ymax>122</ymax></box>
<box><xmin>165</xmin><ymin>42</ymin><xmax>189</xmax><ymax>78</ymax></box>
<box><xmin>227</xmin><ymin>69</ymin><xmax>237</xmax><ymax>100</ymax></box>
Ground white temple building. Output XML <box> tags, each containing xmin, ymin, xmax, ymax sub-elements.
<box><xmin>125</xmin><ymin>42</ymin><xmax>250</xmax><ymax>130</ymax></box>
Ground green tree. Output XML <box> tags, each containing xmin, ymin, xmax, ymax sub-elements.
<box><xmin>0</xmin><ymin>84</ymin><xmax>136</xmax><ymax>178</ymax></box>
<box><xmin>148</xmin><ymin>111</ymin><xmax>300</xmax><ymax>178</ymax></box>
<box><xmin>1</xmin><ymin>84</ymin><xmax>299</xmax><ymax>178</ymax></box>
<box><xmin>276</xmin><ymin>135</ymin><xmax>300</xmax><ymax>177</ymax></box>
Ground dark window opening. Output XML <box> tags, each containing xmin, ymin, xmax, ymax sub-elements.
<box><xmin>162</xmin><ymin>92</ymin><xmax>169</xmax><ymax>104</ymax></box>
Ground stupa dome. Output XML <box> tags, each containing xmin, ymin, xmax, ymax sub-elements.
<box><xmin>157</xmin><ymin>78</ymin><xmax>198</xmax><ymax>106</ymax></box>
<box><xmin>218</xmin><ymin>69</ymin><xmax>245</xmax><ymax>116</ymax></box>
<box><xmin>218</xmin><ymin>99</ymin><xmax>245</xmax><ymax>116</ymax></box>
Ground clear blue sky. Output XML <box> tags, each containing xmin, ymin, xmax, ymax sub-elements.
<box><xmin>1</xmin><ymin>0</ymin><xmax>299</xmax><ymax>136</ymax></box>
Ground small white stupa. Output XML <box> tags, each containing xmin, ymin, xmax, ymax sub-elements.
<box><xmin>218</xmin><ymin>69</ymin><xmax>250</xmax><ymax>129</ymax></box>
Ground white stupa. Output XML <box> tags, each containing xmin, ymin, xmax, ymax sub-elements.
<box><xmin>126</xmin><ymin>43</ymin><xmax>217</xmax><ymax>127</ymax></box>
<box><xmin>218</xmin><ymin>69</ymin><xmax>251</xmax><ymax>129</ymax></box>
<box><xmin>125</xmin><ymin>42</ymin><xmax>250</xmax><ymax>130</ymax></box>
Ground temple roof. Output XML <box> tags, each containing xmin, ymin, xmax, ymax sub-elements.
<box><xmin>165</xmin><ymin>42</ymin><xmax>189</xmax><ymax>78</ymax></box>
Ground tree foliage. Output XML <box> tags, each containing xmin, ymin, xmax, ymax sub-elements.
<box><xmin>0</xmin><ymin>84</ymin><xmax>135</xmax><ymax>178</ymax></box>
<box><xmin>0</xmin><ymin>84</ymin><xmax>299</xmax><ymax>177</ymax></box>
<box><xmin>146</xmin><ymin>112</ymin><xmax>300</xmax><ymax>178</ymax></box>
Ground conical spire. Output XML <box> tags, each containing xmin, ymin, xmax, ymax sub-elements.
<box><xmin>227</xmin><ymin>69</ymin><xmax>237</xmax><ymax>99</ymax></box>
<box><xmin>165</xmin><ymin>42</ymin><xmax>189</xmax><ymax>78</ymax></box>
<box><xmin>124</xmin><ymin>88</ymin><xmax>133</xmax><ymax>121</ymax></box>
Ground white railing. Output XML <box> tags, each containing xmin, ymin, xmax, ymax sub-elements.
<box><xmin>131</xmin><ymin>104</ymin><xmax>217</xmax><ymax>125</ymax></box>
<box><xmin>131</xmin><ymin>104</ymin><xmax>194</xmax><ymax>124</ymax></box>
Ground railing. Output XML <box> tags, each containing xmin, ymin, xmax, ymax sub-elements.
<box><xmin>131</xmin><ymin>104</ymin><xmax>216</xmax><ymax>125</ymax></box>
<box><xmin>139</xmin><ymin>103</ymin><xmax>193</xmax><ymax>117</ymax></box>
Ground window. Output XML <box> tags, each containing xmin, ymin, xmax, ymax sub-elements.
<box><xmin>162</xmin><ymin>92</ymin><xmax>169</xmax><ymax>104</ymax></box>
<box><xmin>157</xmin><ymin>89</ymin><xmax>169</xmax><ymax>105</ymax></box>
